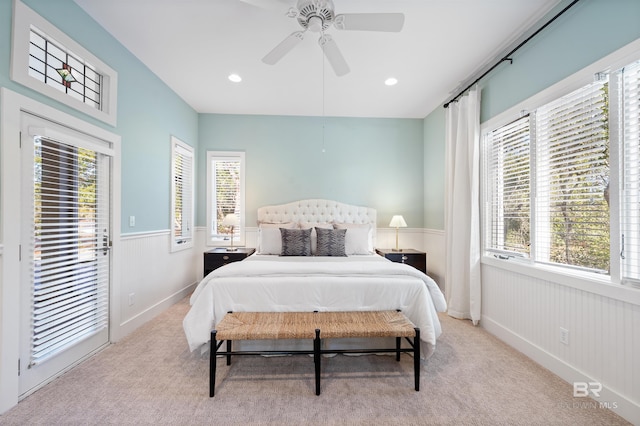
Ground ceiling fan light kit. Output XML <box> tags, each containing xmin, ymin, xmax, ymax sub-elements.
<box><xmin>261</xmin><ymin>0</ymin><xmax>404</xmax><ymax>76</ymax></box>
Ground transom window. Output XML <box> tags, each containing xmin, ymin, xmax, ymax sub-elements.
<box><xmin>11</xmin><ymin>0</ymin><xmax>118</xmax><ymax>126</ymax></box>
<box><xmin>29</xmin><ymin>27</ymin><xmax>103</xmax><ymax>111</ymax></box>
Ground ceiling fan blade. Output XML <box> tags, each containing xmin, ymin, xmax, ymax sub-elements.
<box><xmin>319</xmin><ymin>34</ymin><xmax>350</xmax><ymax>77</ymax></box>
<box><xmin>262</xmin><ymin>31</ymin><xmax>305</xmax><ymax>65</ymax></box>
<box><xmin>334</xmin><ymin>13</ymin><xmax>405</xmax><ymax>32</ymax></box>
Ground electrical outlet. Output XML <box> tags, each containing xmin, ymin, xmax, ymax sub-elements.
<box><xmin>128</xmin><ymin>293</ymin><xmax>135</xmax><ymax>306</ymax></box>
<box><xmin>559</xmin><ymin>327</ymin><xmax>569</xmax><ymax>345</ymax></box>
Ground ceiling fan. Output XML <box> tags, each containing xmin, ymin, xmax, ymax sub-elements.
<box><xmin>260</xmin><ymin>0</ymin><xmax>405</xmax><ymax>76</ymax></box>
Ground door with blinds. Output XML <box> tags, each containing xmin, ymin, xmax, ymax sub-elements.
<box><xmin>19</xmin><ymin>113</ymin><xmax>112</xmax><ymax>396</ymax></box>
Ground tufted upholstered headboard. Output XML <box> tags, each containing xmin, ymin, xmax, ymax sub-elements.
<box><xmin>257</xmin><ymin>199</ymin><xmax>377</xmax><ymax>243</ymax></box>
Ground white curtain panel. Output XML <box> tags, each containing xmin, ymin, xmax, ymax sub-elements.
<box><xmin>444</xmin><ymin>86</ymin><xmax>481</xmax><ymax>325</ymax></box>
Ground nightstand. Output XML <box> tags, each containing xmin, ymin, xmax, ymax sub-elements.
<box><xmin>375</xmin><ymin>248</ymin><xmax>427</xmax><ymax>274</ymax></box>
<box><xmin>203</xmin><ymin>247</ymin><xmax>255</xmax><ymax>277</ymax></box>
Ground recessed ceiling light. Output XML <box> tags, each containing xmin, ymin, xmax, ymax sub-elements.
<box><xmin>228</xmin><ymin>73</ymin><xmax>242</xmax><ymax>83</ymax></box>
<box><xmin>384</xmin><ymin>77</ymin><xmax>398</xmax><ymax>86</ymax></box>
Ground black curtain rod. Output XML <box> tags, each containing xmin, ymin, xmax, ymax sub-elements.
<box><xmin>443</xmin><ymin>0</ymin><xmax>582</xmax><ymax>108</ymax></box>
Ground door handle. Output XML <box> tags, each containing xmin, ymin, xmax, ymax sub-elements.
<box><xmin>102</xmin><ymin>229</ymin><xmax>111</xmax><ymax>255</ymax></box>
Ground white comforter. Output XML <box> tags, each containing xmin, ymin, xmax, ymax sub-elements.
<box><xmin>183</xmin><ymin>254</ymin><xmax>447</xmax><ymax>357</ymax></box>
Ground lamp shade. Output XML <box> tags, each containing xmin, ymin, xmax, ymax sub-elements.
<box><xmin>389</xmin><ymin>215</ymin><xmax>407</xmax><ymax>228</ymax></box>
<box><xmin>221</xmin><ymin>214</ymin><xmax>240</xmax><ymax>227</ymax></box>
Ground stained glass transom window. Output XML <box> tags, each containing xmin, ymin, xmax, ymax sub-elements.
<box><xmin>28</xmin><ymin>27</ymin><xmax>102</xmax><ymax>110</ymax></box>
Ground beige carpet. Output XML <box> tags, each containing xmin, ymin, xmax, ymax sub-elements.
<box><xmin>0</xmin><ymin>297</ymin><xmax>629</xmax><ymax>425</ymax></box>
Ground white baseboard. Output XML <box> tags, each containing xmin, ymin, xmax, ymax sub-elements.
<box><xmin>114</xmin><ymin>282</ymin><xmax>196</xmax><ymax>341</ymax></box>
<box><xmin>481</xmin><ymin>315</ymin><xmax>640</xmax><ymax>424</ymax></box>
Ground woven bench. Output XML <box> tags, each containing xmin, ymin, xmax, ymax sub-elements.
<box><xmin>210</xmin><ymin>311</ymin><xmax>420</xmax><ymax>397</ymax></box>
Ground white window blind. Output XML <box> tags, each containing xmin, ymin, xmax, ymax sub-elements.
<box><xmin>213</xmin><ymin>160</ymin><xmax>240</xmax><ymax>237</ymax></box>
<box><xmin>171</xmin><ymin>137</ymin><xmax>194</xmax><ymax>251</ymax></box>
<box><xmin>483</xmin><ymin>50</ymin><xmax>640</xmax><ymax>286</ymax></box>
<box><xmin>207</xmin><ymin>152</ymin><xmax>245</xmax><ymax>246</ymax></box>
<box><xmin>535</xmin><ymin>81</ymin><xmax>610</xmax><ymax>272</ymax></box>
<box><xmin>620</xmin><ymin>60</ymin><xmax>640</xmax><ymax>283</ymax></box>
<box><xmin>485</xmin><ymin>115</ymin><xmax>531</xmax><ymax>256</ymax></box>
<box><xmin>30</xmin><ymin>137</ymin><xmax>109</xmax><ymax>365</ymax></box>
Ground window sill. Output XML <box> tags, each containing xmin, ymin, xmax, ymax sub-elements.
<box><xmin>481</xmin><ymin>255</ymin><xmax>640</xmax><ymax>306</ymax></box>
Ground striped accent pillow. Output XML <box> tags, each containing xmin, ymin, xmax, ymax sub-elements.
<box><xmin>280</xmin><ymin>228</ymin><xmax>312</xmax><ymax>256</ymax></box>
<box><xmin>315</xmin><ymin>227</ymin><xmax>347</xmax><ymax>257</ymax></box>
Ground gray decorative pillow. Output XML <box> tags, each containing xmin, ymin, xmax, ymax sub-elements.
<box><xmin>315</xmin><ymin>227</ymin><xmax>347</xmax><ymax>257</ymax></box>
<box><xmin>280</xmin><ymin>228</ymin><xmax>312</xmax><ymax>256</ymax></box>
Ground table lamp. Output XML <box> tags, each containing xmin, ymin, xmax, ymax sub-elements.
<box><xmin>389</xmin><ymin>215</ymin><xmax>407</xmax><ymax>252</ymax></box>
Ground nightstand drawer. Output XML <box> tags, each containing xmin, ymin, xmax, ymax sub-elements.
<box><xmin>375</xmin><ymin>248</ymin><xmax>427</xmax><ymax>274</ymax></box>
<box><xmin>204</xmin><ymin>248</ymin><xmax>255</xmax><ymax>277</ymax></box>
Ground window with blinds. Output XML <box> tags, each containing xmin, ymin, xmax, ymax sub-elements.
<box><xmin>484</xmin><ymin>115</ymin><xmax>531</xmax><ymax>257</ymax></box>
<box><xmin>207</xmin><ymin>152</ymin><xmax>245</xmax><ymax>246</ymax></box>
<box><xmin>170</xmin><ymin>137</ymin><xmax>194</xmax><ymax>252</ymax></box>
<box><xmin>484</xmin><ymin>55</ymin><xmax>640</xmax><ymax>284</ymax></box>
<box><xmin>620</xmin><ymin>60</ymin><xmax>640</xmax><ymax>284</ymax></box>
<box><xmin>30</xmin><ymin>137</ymin><xmax>109</xmax><ymax>365</ymax></box>
<box><xmin>535</xmin><ymin>81</ymin><xmax>610</xmax><ymax>272</ymax></box>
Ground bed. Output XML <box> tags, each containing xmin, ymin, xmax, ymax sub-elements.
<box><xmin>183</xmin><ymin>199</ymin><xmax>447</xmax><ymax>358</ymax></box>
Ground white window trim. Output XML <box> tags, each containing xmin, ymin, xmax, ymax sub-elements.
<box><xmin>480</xmin><ymin>37</ymin><xmax>640</xmax><ymax>295</ymax></box>
<box><xmin>170</xmin><ymin>136</ymin><xmax>194</xmax><ymax>252</ymax></box>
<box><xmin>10</xmin><ymin>0</ymin><xmax>118</xmax><ymax>126</ymax></box>
<box><xmin>206</xmin><ymin>151</ymin><xmax>246</xmax><ymax>247</ymax></box>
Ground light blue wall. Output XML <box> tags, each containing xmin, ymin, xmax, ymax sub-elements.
<box><xmin>2</xmin><ymin>0</ymin><xmax>423</xmax><ymax>235</ymax></box>
<box><xmin>423</xmin><ymin>107</ymin><xmax>445</xmax><ymax>230</ymax></box>
<box><xmin>198</xmin><ymin>114</ymin><xmax>424</xmax><ymax>228</ymax></box>
<box><xmin>481</xmin><ymin>0</ymin><xmax>640</xmax><ymax>122</ymax></box>
<box><xmin>422</xmin><ymin>0</ymin><xmax>640</xmax><ymax>231</ymax></box>
<box><xmin>8</xmin><ymin>0</ymin><xmax>635</xmax><ymax>235</ymax></box>
<box><xmin>0</xmin><ymin>0</ymin><xmax>199</xmax><ymax>234</ymax></box>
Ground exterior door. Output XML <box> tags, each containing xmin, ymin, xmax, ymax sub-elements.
<box><xmin>19</xmin><ymin>113</ymin><xmax>112</xmax><ymax>396</ymax></box>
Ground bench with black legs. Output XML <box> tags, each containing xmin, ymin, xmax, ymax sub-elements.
<box><xmin>209</xmin><ymin>310</ymin><xmax>420</xmax><ymax>397</ymax></box>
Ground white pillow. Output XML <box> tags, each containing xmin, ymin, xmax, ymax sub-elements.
<box><xmin>333</xmin><ymin>223</ymin><xmax>373</xmax><ymax>255</ymax></box>
<box><xmin>299</xmin><ymin>222</ymin><xmax>333</xmax><ymax>254</ymax></box>
<box><xmin>257</xmin><ymin>222</ymin><xmax>296</xmax><ymax>254</ymax></box>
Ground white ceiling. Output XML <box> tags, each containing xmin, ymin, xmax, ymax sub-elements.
<box><xmin>73</xmin><ymin>0</ymin><xmax>561</xmax><ymax>119</ymax></box>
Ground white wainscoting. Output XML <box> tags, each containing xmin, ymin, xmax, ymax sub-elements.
<box><xmin>116</xmin><ymin>231</ymin><xmax>200</xmax><ymax>340</ymax></box>
<box><xmin>481</xmin><ymin>258</ymin><xmax>640</xmax><ymax>423</ymax></box>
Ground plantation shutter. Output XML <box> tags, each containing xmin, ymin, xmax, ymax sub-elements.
<box><xmin>212</xmin><ymin>158</ymin><xmax>241</xmax><ymax>239</ymax></box>
<box><xmin>172</xmin><ymin>141</ymin><xmax>193</xmax><ymax>247</ymax></box>
<box><xmin>484</xmin><ymin>115</ymin><xmax>531</xmax><ymax>256</ymax></box>
<box><xmin>620</xmin><ymin>60</ymin><xmax>640</xmax><ymax>284</ymax></box>
<box><xmin>30</xmin><ymin>137</ymin><xmax>109</xmax><ymax>365</ymax></box>
<box><xmin>534</xmin><ymin>80</ymin><xmax>610</xmax><ymax>272</ymax></box>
